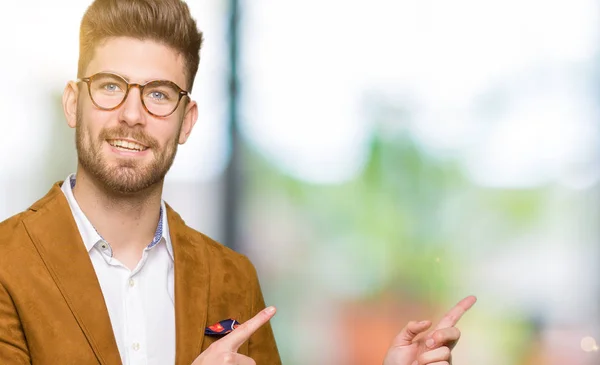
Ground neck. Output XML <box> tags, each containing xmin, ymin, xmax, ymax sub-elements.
<box><xmin>71</xmin><ymin>166</ymin><xmax>163</xmax><ymax>255</ymax></box>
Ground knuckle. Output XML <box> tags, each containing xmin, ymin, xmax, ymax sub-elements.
<box><xmin>433</xmin><ymin>331</ymin><xmax>445</xmax><ymax>342</ymax></box>
<box><xmin>402</xmin><ymin>325</ymin><xmax>416</xmax><ymax>337</ymax></box>
<box><xmin>405</xmin><ymin>328</ymin><xmax>417</xmax><ymax>337</ymax></box>
<box><xmin>238</xmin><ymin>323</ymin><xmax>252</xmax><ymax>337</ymax></box>
<box><xmin>222</xmin><ymin>352</ymin><xmax>234</xmax><ymax>363</ymax></box>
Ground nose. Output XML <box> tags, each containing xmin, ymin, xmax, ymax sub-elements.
<box><xmin>118</xmin><ymin>85</ymin><xmax>146</xmax><ymax>127</ymax></box>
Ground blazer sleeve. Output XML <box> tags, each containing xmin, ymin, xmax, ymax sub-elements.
<box><xmin>0</xmin><ymin>280</ymin><xmax>31</xmax><ymax>364</ymax></box>
<box><xmin>246</xmin><ymin>261</ymin><xmax>282</xmax><ymax>365</ymax></box>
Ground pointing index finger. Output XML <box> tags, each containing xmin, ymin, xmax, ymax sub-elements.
<box><xmin>218</xmin><ymin>306</ymin><xmax>277</xmax><ymax>352</ymax></box>
<box><xmin>434</xmin><ymin>295</ymin><xmax>477</xmax><ymax>330</ymax></box>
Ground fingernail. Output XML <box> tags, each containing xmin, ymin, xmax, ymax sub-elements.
<box><xmin>265</xmin><ymin>306</ymin><xmax>276</xmax><ymax>314</ymax></box>
<box><xmin>426</xmin><ymin>338</ymin><xmax>435</xmax><ymax>348</ymax></box>
<box><xmin>419</xmin><ymin>320</ymin><xmax>428</xmax><ymax>325</ymax></box>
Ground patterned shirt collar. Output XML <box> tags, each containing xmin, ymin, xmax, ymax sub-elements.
<box><xmin>61</xmin><ymin>173</ymin><xmax>173</xmax><ymax>260</ymax></box>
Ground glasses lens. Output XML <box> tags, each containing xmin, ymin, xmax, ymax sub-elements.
<box><xmin>143</xmin><ymin>81</ymin><xmax>181</xmax><ymax>116</ymax></box>
<box><xmin>89</xmin><ymin>74</ymin><xmax>128</xmax><ymax>109</ymax></box>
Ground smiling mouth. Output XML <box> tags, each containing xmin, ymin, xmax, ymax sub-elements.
<box><xmin>107</xmin><ymin>139</ymin><xmax>149</xmax><ymax>152</ymax></box>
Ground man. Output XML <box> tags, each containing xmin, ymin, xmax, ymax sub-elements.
<box><xmin>0</xmin><ymin>0</ymin><xmax>475</xmax><ymax>364</ymax></box>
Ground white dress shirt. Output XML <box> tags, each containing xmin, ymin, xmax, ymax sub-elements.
<box><xmin>61</xmin><ymin>173</ymin><xmax>176</xmax><ymax>365</ymax></box>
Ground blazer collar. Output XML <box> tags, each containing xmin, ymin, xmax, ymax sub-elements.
<box><xmin>166</xmin><ymin>204</ymin><xmax>211</xmax><ymax>365</ymax></box>
<box><xmin>23</xmin><ymin>182</ymin><xmax>122</xmax><ymax>365</ymax></box>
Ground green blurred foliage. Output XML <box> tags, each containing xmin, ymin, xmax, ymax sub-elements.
<box><xmin>241</xmin><ymin>103</ymin><xmax>550</xmax><ymax>364</ymax></box>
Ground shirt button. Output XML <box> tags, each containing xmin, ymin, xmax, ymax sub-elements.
<box><xmin>129</xmin><ymin>278</ymin><xmax>135</xmax><ymax>287</ymax></box>
<box><xmin>132</xmin><ymin>342</ymin><xmax>140</xmax><ymax>351</ymax></box>
<box><xmin>100</xmin><ymin>243</ymin><xmax>108</xmax><ymax>250</ymax></box>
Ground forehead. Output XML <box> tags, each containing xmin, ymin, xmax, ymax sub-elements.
<box><xmin>85</xmin><ymin>37</ymin><xmax>187</xmax><ymax>88</ymax></box>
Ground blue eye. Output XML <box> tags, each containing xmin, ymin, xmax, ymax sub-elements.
<box><xmin>103</xmin><ymin>83</ymin><xmax>120</xmax><ymax>92</ymax></box>
<box><xmin>150</xmin><ymin>91</ymin><xmax>166</xmax><ymax>100</ymax></box>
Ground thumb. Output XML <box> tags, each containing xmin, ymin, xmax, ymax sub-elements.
<box><xmin>390</xmin><ymin>320</ymin><xmax>432</xmax><ymax>347</ymax></box>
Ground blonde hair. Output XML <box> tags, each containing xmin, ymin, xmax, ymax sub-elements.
<box><xmin>78</xmin><ymin>0</ymin><xmax>204</xmax><ymax>91</ymax></box>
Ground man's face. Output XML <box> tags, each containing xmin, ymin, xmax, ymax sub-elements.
<box><xmin>72</xmin><ymin>37</ymin><xmax>195</xmax><ymax>194</ymax></box>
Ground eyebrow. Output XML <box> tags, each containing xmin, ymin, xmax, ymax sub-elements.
<box><xmin>100</xmin><ymin>70</ymin><xmax>171</xmax><ymax>85</ymax></box>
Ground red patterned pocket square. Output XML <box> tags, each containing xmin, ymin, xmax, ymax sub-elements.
<box><xmin>205</xmin><ymin>319</ymin><xmax>241</xmax><ymax>336</ymax></box>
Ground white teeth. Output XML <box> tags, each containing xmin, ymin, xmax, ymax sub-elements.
<box><xmin>109</xmin><ymin>139</ymin><xmax>147</xmax><ymax>151</ymax></box>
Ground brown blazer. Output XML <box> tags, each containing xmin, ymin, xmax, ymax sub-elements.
<box><xmin>0</xmin><ymin>182</ymin><xmax>281</xmax><ymax>365</ymax></box>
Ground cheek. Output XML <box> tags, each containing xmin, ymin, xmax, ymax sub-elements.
<box><xmin>157</xmin><ymin>119</ymin><xmax>183</xmax><ymax>147</ymax></box>
<box><xmin>82</xmin><ymin>118</ymin><xmax>100</xmax><ymax>138</ymax></box>
<box><xmin>78</xmin><ymin>110</ymin><xmax>110</xmax><ymax>143</ymax></box>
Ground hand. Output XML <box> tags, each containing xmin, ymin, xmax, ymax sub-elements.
<box><xmin>191</xmin><ymin>306</ymin><xmax>276</xmax><ymax>365</ymax></box>
<box><xmin>383</xmin><ymin>295</ymin><xmax>477</xmax><ymax>365</ymax></box>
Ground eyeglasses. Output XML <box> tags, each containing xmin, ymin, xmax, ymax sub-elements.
<box><xmin>77</xmin><ymin>72</ymin><xmax>189</xmax><ymax>117</ymax></box>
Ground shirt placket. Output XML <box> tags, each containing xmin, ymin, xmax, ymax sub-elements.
<box><xmin>124</xmin><ymin>252</ymin><xmax>150</xmax><ymax>365</ymax></box>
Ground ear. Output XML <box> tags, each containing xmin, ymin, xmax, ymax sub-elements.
<box><xmin>62</xmin><ymin>81</ymin><xmax>80</xmax><ymax>129</ymax></box>
<box><xmin>178</xmin><ymin>99</ymin><xmax>198</xmax><ymax>144</ymax></box>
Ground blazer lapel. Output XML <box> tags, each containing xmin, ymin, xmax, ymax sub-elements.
<box><xmin>168</xmin><ymin>206</ymin><xmax>211</xmax><ymax>365</ymax></box>
<box><xmin>23</xmin><ymin>183</ymin><xmax>121</xmax><ymax>365</ymax></box>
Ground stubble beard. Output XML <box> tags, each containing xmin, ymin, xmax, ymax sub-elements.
<box><xmin>75</xmin><ymin>108</ymin><xmax>181</xmax><ymax>194</ymax></box>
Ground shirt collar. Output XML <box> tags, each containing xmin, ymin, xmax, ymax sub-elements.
<box><xmin>61</xmin><ymin>173</ymin><xmax>173</xmax><ymax>260</ymax></box>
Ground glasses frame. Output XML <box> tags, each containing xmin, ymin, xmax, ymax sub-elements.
<box><xmin>77</xmin><ymin>72</ymin><xmax>189</xmax><ymax>117</ymax></box>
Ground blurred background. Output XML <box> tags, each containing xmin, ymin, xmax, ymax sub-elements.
<box><xmin>1</xmin><ymin>0</ymin><xmax>599</xmax><ymax>364</ymax></box>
